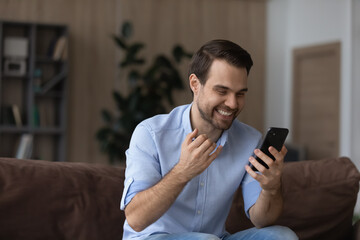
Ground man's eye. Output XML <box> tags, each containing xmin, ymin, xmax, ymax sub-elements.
<box><xmin>217</xmin><ymin>90</ymin><xmax>226</xmax><ymax>95</ymax></box>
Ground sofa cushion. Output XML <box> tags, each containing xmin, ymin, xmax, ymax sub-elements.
<box><xmin>276</xmin><ymin>157</ymin><xmax>360</xmax><ymax>240</ymax></box>
<box><xmin>226</xmin><ymin>157</ymin><xmax>360</xmax><ymax>240</ymax></box>
<box><xmin>0</xmin><ymin>158</ymin><xmax>125</xmax><ymax>240</ymax></box>
<box><xmin>1</xmin><ymin>157</ymin><xmax>359</xmax><ymax>240</ymax></box>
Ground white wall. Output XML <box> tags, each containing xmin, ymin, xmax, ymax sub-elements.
<box><xmin>352</xmin><ymin>0</ymin><xmax>360</xmax><ymax>174</ymax></box>
<box><xmin>266</xmin><ymin>0</ymin><xmax>360</xmax><ymax>212</ymax></box>
<box><xmin>352</xmin><ymin>0</ymin><xmax>360</xmax><ymax>214</ymax></box>
<box><xmin>265</xmin><ymin>0</ymin><xmax>289</xmax><ymax>129</ymax></box>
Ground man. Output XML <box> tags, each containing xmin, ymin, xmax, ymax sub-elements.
<box><xmin>120</xmin><ymin>39</ymin><xmax>298</xmax><ymax>240</ymax></box>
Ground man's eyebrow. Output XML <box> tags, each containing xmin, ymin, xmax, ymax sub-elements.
<box><xmin>213</xmin><ymin>85</ymin><xmax>228</xmax><ymax>90</ymax></box>
<box><xmin>238</xmin><ymin>88</ymin><xmax>248</xmax><ymax>92</ymax></box>
<box><xmin>213</xmin><ymin>85</ymin><xmax>248</xmax><ymax>92</ymax></box>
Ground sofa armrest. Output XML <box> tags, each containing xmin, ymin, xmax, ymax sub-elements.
<box><xmin>0</xmin><ymin>158</ymin><xmax>126</xmax><ymax>240</ymax></box>
<box><xmin>226</xmin><ymin>157</ymin><xmax>360</xmax><ymax>239</ymax></box>
<box><xmin>276</xmin><ymin>157</ymin><xmax>360</xmax><ymax>240</ymax></box>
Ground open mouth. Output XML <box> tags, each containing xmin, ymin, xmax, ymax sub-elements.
<box><xmin>217</xmin><ymin>109</ymin><xmax>232</xmax><ymax>116</ymax></box>
<box><xmin>216</xmin><ymin>109</ymin><xmax>235</xmax><ymax>119</ymax></box>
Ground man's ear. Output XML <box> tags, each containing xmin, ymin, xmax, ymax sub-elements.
<box><xmin>189</xmin><ymin>74</ymin><xmax>200</xmax><ymax>94</ymax></box>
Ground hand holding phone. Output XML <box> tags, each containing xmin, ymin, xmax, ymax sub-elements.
<box><xmin>251</xmin><ymin>127</ymin><xmax>289</xmax><ymax>171</ymax></box>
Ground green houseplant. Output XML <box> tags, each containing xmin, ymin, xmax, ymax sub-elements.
<box><xmin>96</xmin><ymin>22</ymin><xmax>192</xmax><ymax>164</ymax></box>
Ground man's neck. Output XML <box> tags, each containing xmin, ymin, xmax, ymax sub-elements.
<box><xmin>190</xmin><ymin>105</ymin><xmax>223</xmax><ymax>143</ymax></box>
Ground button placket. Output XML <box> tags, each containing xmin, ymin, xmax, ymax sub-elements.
<box><xmin>193</xmin><ymin>169</ymin><xmax>207</xmax><ymax>231</ymax></box>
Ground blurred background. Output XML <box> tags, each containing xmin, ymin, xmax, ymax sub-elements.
<box><xmin>0</xmin><ymin>0</ymin><xmax>359</xmax><ymax>198</ymax></box>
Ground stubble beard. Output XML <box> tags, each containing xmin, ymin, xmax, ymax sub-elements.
<box><xmin>196</xmin><ymin>100</ymin><xmax>238</xmax><ymax>131</ymax></box>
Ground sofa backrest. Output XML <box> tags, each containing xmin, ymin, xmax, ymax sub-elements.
<box><xmin>0</xmin><ymin>157</ymin><xmax>359</xmax><ymax>240</ymax></box>
<box><xmin>226</xmin><ymin>157</ymin><xmax>360</xmax><ymax>240</ymax></box>
<box><xmin>277</xmin><ymin>157</ymin><xmax>360</xmax><ymax>240</ymax></box>
<box><xmin>0</xmin><ymin>158</ymin><xmax>125</xmax><ymax>240</ymax></box>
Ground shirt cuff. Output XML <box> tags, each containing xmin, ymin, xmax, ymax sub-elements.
<box><xmin>242</xmin><ymin>180</ymin><xmax>262</xmax><ymax>219</ymax></box>
<box><xmin>120</xmin><ymin>178</ymin><xmax>154</xmax><ymax>210</ymax></box>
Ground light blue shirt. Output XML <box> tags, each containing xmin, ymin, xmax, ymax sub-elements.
<box><xmin>120</xmin><ymin>104</ymin><xmax>262</xmax><ymax>240</ymax></box>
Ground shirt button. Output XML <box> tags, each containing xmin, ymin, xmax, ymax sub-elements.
<box><xmin>200</xmin><ymin>182</ymin><xmax>204</xmax><ymax>187</ymax></box>
<box><xmin>197</xmin><ymin>210</ymin><xmax>201</xmax><ymax>214</ymax></box>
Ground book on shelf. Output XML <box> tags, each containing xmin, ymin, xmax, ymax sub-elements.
<box><xmin>52</xmin><ymin>36</ymin><xmax>67</xmax><ymax>61</ymax></box>
<box><xmin>0</xmin><ymin>104</ymin><xmax>22</xmax><ymax>126</ymax></box>
<box><xmin>15</xmin><ymin>134</ymin><xmax>33</xmax><ymax>159</ymax></box>
<box><xmin>11</xmin><ymin>104</ymin><xmax>23</xmax><ymax>127</ymax></box>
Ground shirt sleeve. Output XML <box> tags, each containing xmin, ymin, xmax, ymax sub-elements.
<box><xmin>241</xmin><ymin>172</ymin><xmax>262</xmax><ymax>219</ymax></box>
<box><xmin>120</xmin><ymin>123</ymin><xmax>162</xmax><ymax>210</ymax></box>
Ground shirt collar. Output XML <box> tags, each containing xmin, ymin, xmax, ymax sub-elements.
<box><xmin>182</xmin><ymin>103</ymin><xmax>229</xmax><ymax>146</ymax></box>
<box><xmin>182</xmin><ymin>103</ymin><xmax>193</xmax><ymax>135</ymax></box>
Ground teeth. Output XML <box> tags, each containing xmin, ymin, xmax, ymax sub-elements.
<box><xmin>217</xmin><ymin>109</ymin><xmax>232</xmax><ymax>116</ymax></box>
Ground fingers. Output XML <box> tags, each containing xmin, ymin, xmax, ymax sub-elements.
<box><xmin>280</xmin><ymin>145</ymin><xmax>288</xmax><ymax>156</ymax></box>
<box><xmin>245</xmin><ymin>164</ymin><xmax>259</xmax><ymax>179</ymax></box>
<box><xmin>253</xmin><ymin>145</ymin><xmax>288</xmax><ymax>170</ymax></box>
<box><xmin>208</xmin><ymin>145</ymin><xmax>223</xmax><ymax>159</ymax></box>
<box><xmin>203</xmin><ymin>141</ymin><xmax>216</xmax><ymax>155</ymax></box>
<box><xmin>186</xmin><ymin>130</ymin><xmax>215</xmax><ymax>155</ymax></box>
<box><xmin>185</xmin><ymin>129</ymin><xmax>209</xmax><ymax>148</ymax></box>
<box><xmin>183</xmin><ymin>129</ymin><xmax>222</xmax><ymax>160</ymax></box>
<box><xmin>247</xmin><ymin>145</ymin><xmax>286</xmax><ymax>177</ymax></box>
<box><xmin>268</xmin><ymin>145</ymin><xmax>287</xmax><ymax>164</ymax></box>
<box><xmin>253</xmin><ymin>149</ymin><xmax>274</xmax><ymax>169</ymax></box>
<box><xmin>249</xmin><ymin>156</ymin><xmax>266</xmax><ymax>172</ymax></box>
<box><xmin>246</xmin><ymin>145</ymin><xmax>286</xmax><ymax>193</ymax></box>
<box><xmin>185</xmin><ymin>128</ymin><xmax>198</xmax><ymax>145</ymax></box>
<box><xmin>179</xmin><ymin>130</ymin><xmax>223</xmax><ymax>180</ymax></box>
<box><xmin>191</xmin><ymin>134</ymin><xmax>211</xmax><ymax>149</ymax></box>
<box><xmin>200</xmin><ymin>145</ymin><xmax>222</xmax><ymax>172</ymax></box>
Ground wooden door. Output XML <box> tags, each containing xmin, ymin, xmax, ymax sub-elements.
<box><xmin>292</xmin><ymin>42</ymin><xmax>340</xmax><ymax>160</ymax></box>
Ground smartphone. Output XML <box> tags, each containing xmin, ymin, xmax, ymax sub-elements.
<box><xmin>251</xmin><ymin>127</ymin><xmax>289</xmax><ymax>171</ymax></box>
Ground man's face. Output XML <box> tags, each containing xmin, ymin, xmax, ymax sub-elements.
<box><xmin>192</xmin><ymin>59</ymin><xmax>248</xmax><ymax>131</ymax></box>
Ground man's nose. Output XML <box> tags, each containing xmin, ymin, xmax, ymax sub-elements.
<box><xmin>225</xmin><ymin>95</ymin><xmax>238</xmax><ymax>109</ymax></box>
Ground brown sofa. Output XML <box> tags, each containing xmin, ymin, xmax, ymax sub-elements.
<box><xmin>0</xmin><ymin>157</ymin><xmax>359</xmax><ymax>240</ymax></box>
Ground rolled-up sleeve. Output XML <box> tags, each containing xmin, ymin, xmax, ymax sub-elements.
<box><xmin>120</xmin><ymin>179</ymin><xmax>155</xmax><ymax>210</ymax></box>
<box><xmin>241</xmin><ymin>172</ymin><xmax>262</xmax><ymax>218</ymax></box>
<box><xmin>120</xmin><ymin>123</ymin><xmax>162</xmax><ymax>210</ymax></box>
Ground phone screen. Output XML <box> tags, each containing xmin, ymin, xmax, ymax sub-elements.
<box><xmin>251</xmin><ymin>127</ymin><xmax>289</xmax><ymax>171</ymax></box>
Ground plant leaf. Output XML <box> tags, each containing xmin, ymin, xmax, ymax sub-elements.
<box><xmin>127</xmin><ymin>88</ymin><xmax>141</xmax><ymax>112</ymax></box>
<box><xmin>95</xmin><ymin>127</ymin><xmax>113</xmax><ymax>141</ymax></box>
<box><xmin>112</xmin><ymin>35</ymin><xmax>127</xmax><ymax>49</ymax></box>
<box><xmin>155</xmin><ymin>55</ymin><xmax>172</xmax><ymax>68</ymax></box>
<box><xmin>121</xmin><ymin>43</ymin><xmax>145</xmax><ymax>67</ymax></box>
<box><xmin>113</xmin><ymin>91</ymin><xmax>128</xmax><ymax>111</ymax></box>
<box><xmin>173</xmin><ymin>45</ymin><xmax>184</xmax><ymax>63</ymax></box>
<box><xmin>101</xmin><ymin>109</ymin><xmax>113</xmax><ymax>123</ymax></box>
<box><xmin>128</xmin><ymin>43</ymin><xmax>145</xmax><ymax>55</ymax></box>
<box><xmin>121</xmin><ymin>21</ymin><xmax>133</xmax><ymax>38</ymax></box>
<box><xmin>172</xmin><ymin>45</ymin><xmax>193</xmax><ymax>62</ymax></box>
<box><xmin>128</xmin><ymin>70</ymin><xmax>141</xmax><ymax>87</ymax></box>
<box><xmin>99</xmin><ymin>22</ymin><xmax>193</xmax><ymax>164</ymax></box>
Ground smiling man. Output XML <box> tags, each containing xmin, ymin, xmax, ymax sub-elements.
<box><xmin>120</xmin><ymin>40</ymin><xmax>298</xmax><ymax>240</ymax></box>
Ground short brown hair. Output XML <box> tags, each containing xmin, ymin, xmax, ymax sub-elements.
<box><xmin>188</xmin><ymin>39</ymin><xmax>253</xmax><ymax>85</ymax></box>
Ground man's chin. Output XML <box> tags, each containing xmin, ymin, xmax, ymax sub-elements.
<box><xmin>213</xmin><ymin>120</ymin><xmax>233</xmax><ymax>130</ymax></box>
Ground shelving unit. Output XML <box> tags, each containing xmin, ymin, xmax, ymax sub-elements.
<box><xmin>0</xmin><ymin>20</ymin><xmax>68</xmax><ymax>162</ymax></box>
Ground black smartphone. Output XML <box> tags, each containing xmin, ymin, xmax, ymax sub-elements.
<box><xmin>251</xmin><ymin>127</ymin><xmax>289</xmax><ymax>171</ymax></box>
